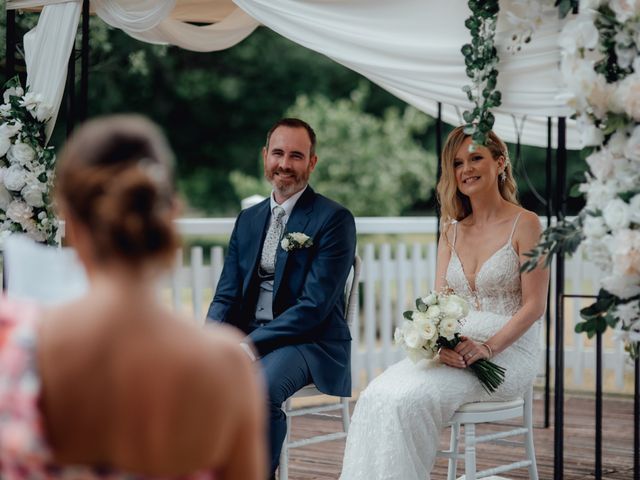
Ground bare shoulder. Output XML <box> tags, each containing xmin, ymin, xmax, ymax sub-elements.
<box><xmin>516</xmin><ymin>208</ymin><xmax>543</xmax><ymax>235</ymax></box>
<box><xmin>513</xmin><ymin>208</ymin><xmax>543</xmax><ymax>252</ymax></box>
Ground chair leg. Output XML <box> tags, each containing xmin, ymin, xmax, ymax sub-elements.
<box><xmin>524</xmin><ymin>391</ymin><xmax>539</xmax><ymax>480</ymax></box>
<box><xmin>341</xmin><ymin>397</ymin><xmax>351</xmax><ymax>433</ymax></box>
<box><xmin>279</xmin><ymin>399</ymin><xmax>292</xmax><ymax>480</ymax></box>
<box><xmin>447</xmin><ymin>422</ymin><xmax>460</xmax><ymax>480</ymax></box>
<box><xmin>463</xmin><ymin>423</ymin><xmax>477</xmax><ymax>480</ymax></box>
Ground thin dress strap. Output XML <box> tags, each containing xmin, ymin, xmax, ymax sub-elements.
<box><xmin>452</xmin><ymin>221</ymin><xmax>458</xmax><ymax>247</ymax></box>
<box><xmin>508</xmin><ymin>212</ymin><xmax>523</xmax><ymax>245</ymax></box>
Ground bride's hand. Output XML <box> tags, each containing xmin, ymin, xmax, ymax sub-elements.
<box><xmin>438</xmin><ymin>347</ymin><xmax>466</xmax><ymax>368</ymax></box>
<box><xmin>454</xmin><ymin>336</ymin><xmax>489</xmax><ymax>366</ymax></box>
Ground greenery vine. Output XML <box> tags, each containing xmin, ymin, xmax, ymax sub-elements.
<box><xmin>460</xmin><ymin>0</ymin><xmax>501</xmax><ymax>146</ymax></box>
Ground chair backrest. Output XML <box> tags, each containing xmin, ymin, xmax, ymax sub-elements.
<box><xmin>344</xmin><ymin>255</ymin><xmax>361</xmax><ymax>326</ymax></box>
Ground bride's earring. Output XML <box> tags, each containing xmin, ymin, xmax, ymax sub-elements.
<box><xmin>499</xmin><ymin>169</ymin><xmax>506</xmax><ymax>183</ymax></box>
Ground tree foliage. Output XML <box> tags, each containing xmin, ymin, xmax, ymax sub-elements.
<box><xmin>283</xmin><ymin>84</ymin><xmax>436</xmax><ymax>216</ymax></box>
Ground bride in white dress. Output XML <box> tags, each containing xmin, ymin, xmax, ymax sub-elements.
<box><xmin>340</xmin><ymin>127</ymin><xmax>550</xmax><ymax>480</ymax></box>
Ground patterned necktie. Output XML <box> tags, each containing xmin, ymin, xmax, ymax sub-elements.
<box><xmin>260</xmin><ymin>205</ymin><xmax>286</xmax><ymax>273</ymax></box>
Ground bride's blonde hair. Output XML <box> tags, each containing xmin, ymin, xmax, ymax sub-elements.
<box><xmin>436</xmin><ymin>126</ymin><xmax>519</xmax><ymax>226</ymax></box>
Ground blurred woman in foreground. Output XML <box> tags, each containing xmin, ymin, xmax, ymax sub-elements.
<box><xmin>0</xmin><ymin>115</ymin><xmax>266</xmax><ymax>480</ymax></box>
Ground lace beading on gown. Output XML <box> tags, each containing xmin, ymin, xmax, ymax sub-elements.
<box><xmin>340</xmin><ymin>213</ymin><xmax>541</xmax><ymax>480</ymax></box>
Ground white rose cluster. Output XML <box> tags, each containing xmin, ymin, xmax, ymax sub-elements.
<box><xmin>558</xmin><ymin>2</ymin><xmax>640</xmax><ymax>358</ymax></box>
<box><xmin>0</xmin><ymin>81</ymin><xmax>57</xmax><ymax>244</ymax></box>
<box><xmin>394</xmin><ymin>292</ymin><xmax>470</xmax><ymax>362</ymax></box>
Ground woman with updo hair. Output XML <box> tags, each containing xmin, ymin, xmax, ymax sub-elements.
<box><xmin>0</xmin><ymin>115</ymin><xmax>267</xmax><ymax>480</ymax></box>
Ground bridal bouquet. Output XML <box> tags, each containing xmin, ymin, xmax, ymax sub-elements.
<box><xmin>394</xmin><ymin>291</ymin><xmax>506</xmax><ymax>394</ymax></box>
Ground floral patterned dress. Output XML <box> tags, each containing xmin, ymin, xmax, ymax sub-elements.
<box><xmin>0</xmin><ymin>299</ymin><xmax>216</xmax><ymax>480</ymax></box>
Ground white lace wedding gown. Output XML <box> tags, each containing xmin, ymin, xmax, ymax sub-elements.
<box><xmin>340</xmin><ymin>214</ymin><xmax>541</xmax><ymax>480</ymax></box>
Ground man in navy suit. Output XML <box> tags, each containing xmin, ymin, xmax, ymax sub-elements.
<box><xmin>207</xmin><ymin>118</ymin><xmax>356</xmax><ymax>478</ymax></box>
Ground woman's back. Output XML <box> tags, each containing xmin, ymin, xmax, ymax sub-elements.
<box><xmin>36</xmin><ymin>291</ymin><xmax>263</xmax><ymax>478</ymax></box>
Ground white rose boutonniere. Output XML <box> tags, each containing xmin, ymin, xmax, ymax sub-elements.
<box><xmin>281</xmin><ymin>232</ymin><xmax>313</xmax><ymax>252</ymax></box>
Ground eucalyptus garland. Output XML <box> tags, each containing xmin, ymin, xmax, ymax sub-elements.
<box><xmin>460</xmin><ymin>0</ymin><xmax>501</xmax><ymax>147</ymax></box>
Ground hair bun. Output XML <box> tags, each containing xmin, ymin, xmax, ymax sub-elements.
<box><xmin>56</xmin><ymin>115</ymin><xmax>180</xmax><ymax>269</ymax></box>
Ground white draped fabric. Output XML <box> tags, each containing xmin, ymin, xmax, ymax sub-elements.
<box><xmin>233</xmin><ymin>0</ymin><xmax>578</xmax><ymax>149</ymax></box>
<box><xmin>7</xmin><ymin>0</ymin><xmax>579</xmax><ymax>148</ymax></box>
<box><xmin>21</xmin><ymin>1</ymin><xmax>81</xmax><ymax>140</ymax></box>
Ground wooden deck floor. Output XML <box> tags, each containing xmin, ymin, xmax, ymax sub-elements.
<box><xmin>285</xmin><ymin>392</ymin><xmax>636</xmax><ymax>479</ymax></box>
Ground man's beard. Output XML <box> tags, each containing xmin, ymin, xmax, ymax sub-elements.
<box><xmin>266</xmin><ymin>168</ymin><xmax>311</xmax><ymax>197</ymax></box>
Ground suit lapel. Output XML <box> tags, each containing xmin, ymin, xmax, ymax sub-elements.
<box><xmin>273</xmin><ymin>186</ymin><xmax>315</xmax><ymax>296</ymax></box>
<box><xmin>242</xmin><ymin>200</ymin><xmax>271</xmax><ymax>295</ymax></box>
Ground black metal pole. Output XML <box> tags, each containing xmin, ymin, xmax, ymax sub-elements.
<box><xmin>66</xmin><ymin>41</ymin><xmax>77</xmax><ymax>137</ymax></box>
<box><xmin>595</xmin><ymin>331</ymin><xmax>602</xmax><ymax>480</ymax></box>
<box><xmin>553</xmin><ymin>117</ymin><xmax>567</xmax><ymax>480</ymax></box>
<box><xmin>79</xmin><ymin>0</ymin><xmax>90</xmax><ymax>122</ymax></box>
<box><xmin>635</xmin><ymin>351</ymin><xmax>639</xmax><ymax>480</ymax></box>
<box><xmin>545</xmin><ymin>117</ymin><xmax>553</xmax><ymax>429</ymax></box>
<box><xmin>436</xmin><ymin>102</ymin><xmax>443</xmax><ymax>241</ymax></box>
<box><xmin>5</xmin><ymin>9</ymin><xmax>16</xmax><ymax>80</ymax></box>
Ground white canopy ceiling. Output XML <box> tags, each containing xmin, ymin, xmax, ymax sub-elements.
<box><xmin>7</xmin><ymin>0</ymin><xmax>580</xmax><ymax>149</ymax></box>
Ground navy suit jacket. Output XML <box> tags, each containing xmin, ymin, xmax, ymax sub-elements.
<box><xmin>206</xmin><ymin>186</ymin><xmax>356</xmax><ymax>397</ymax></box>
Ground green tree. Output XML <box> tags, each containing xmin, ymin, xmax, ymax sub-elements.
<box><xmin>281</xmin><ymin>84</ymin><xmax>436</xmax><ymax>216</ymax></box>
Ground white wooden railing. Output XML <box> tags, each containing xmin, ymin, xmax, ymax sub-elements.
<box><xmin>163</xmin><ymin>216</ymin><xmax>632</xmax><ymax>394</ymax></box>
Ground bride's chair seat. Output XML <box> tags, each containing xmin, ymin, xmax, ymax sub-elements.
<box><xmin>437</xmin><ymin>387</ymin><xmax>539</xmax><ymax>480</ymax></box>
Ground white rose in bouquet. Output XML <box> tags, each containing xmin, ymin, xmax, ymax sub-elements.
<box><xmin>425</xmin><ymin>305</ymin><xmax>441</xmax><ymax>320</ymax></box>
<box><xmin>7</xmin><ymin>142</ymin><xmax>36</xmax><ymax>166</ymax></box>
<box><xmin>413</xmin><ymin>312</ymin><xmax>437</xmax><ymax>341</ymax></box>
<box><xmin>422</xmin><ymin>292</ymin><xmax>438</xmax><ymax>306</ymax></box>
<box><xmin>4</xmin><ymin>164</ymin><xmax>28</xmax><ymax>191</ymax></box>
<box><xmin>439</xmin><ymin>317</ymin><xmax>458</xmax><ymax>341</ymax></box>
<box><xmin>6</xmin><ymin>200</ymin><xmax>33</xmax><ymax>224</ymax></box>
<box><xmin>439</xmin><ymin>294</ymin><xmax>470</xmax><ymax>319</ymax></box>
<box><xmin>404</xmin><ymin>321</ymin><xmax>427</xmax><ymax>349</ymax></box>
<box><xmin>603</xmin><ymin>198</ymin><xmax>631</xmax><ymax>230</ymax></box>
<box><xmin>583</xmin><ymin>215</ymin><xmax>608</xmax><ymax>239</ymax></box>
<box><xmin>21</xmin><ymin>183</ymin><xmax>45</xmax><ymax>208</ymax></box>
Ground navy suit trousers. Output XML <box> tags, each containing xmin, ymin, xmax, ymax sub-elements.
<box><xmin>260</xmin><ymin>344</ymin><xmax>312</xmax><ymax>474</ymax></box>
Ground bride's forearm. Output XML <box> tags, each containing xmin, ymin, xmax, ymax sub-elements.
<box><xmin>484</xmin><ymin>302</ymin><xmax>544</xmax><ymax>356</ymax></box>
